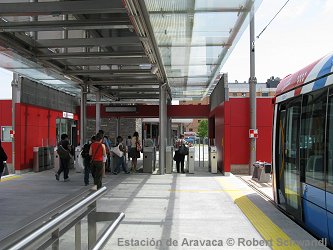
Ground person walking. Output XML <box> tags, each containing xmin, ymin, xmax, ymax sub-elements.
<box><xmin>98</xmin><ymin>130</ymin><xmax>110</xmax><ymax>176</ymax></box>
<box><xmin>129</xmin><ymin>132</ymin><xmax>141</xmax><ymax>173</ymax></box>
<box><xmin>0</xmin><ymin>141</ymin><xmax>8</xmax><ymax>181</ymax></box>
<box><xmin>89</xmin><ymin>133</ymin><xmax>106</xmax><ymax>190</ymax></box>
<box><xmin>81</xmin><ymin>136</ymin><xmax>95</xmax><ymax>186</ymax></box>
<box><xmin>113</xmin><ymin>136</ymin><xmax>130</xmax><ymax>174</ymax></box>
<box><xmin>55</xmin><ymin>133</ymin><xmax>72</xmax><ymax>182</ymax></box>
<box><xmin>174</xmin><ymin>134</ymin><xmax>189</xmax><ymax>173</ymax></box>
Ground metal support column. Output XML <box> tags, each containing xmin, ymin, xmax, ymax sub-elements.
<box><xmin>249</xmin><ymin>6</ymin><xmax>257</xmax><ymax>174</ymax></box>
<box><xmin>11</xmin><ymin>73</ymin><xmax>21</xmax><ymax>174</ymax></box>
<box><xmin>80</xmin><ymin>83</ymin><xmax>87</xmax><ymax>145</ymax></box>
<box><xmin>167</xmin><ymin>117</ymin><xmax>172</xmax><ymax>146</ymax></box>
<box><xmin>96</xmin><ymin>91</ymin><xmax>101</xmax><ymax>133</ymax></box>
<box><xmin>30</xmin><ymin>0</ymin><xmax>38</xmax><ymax>40</ymax></box>
<box><xmin>159</xmin><ymin>83</ymin><xmax>167</xmax><ymax>175</ymax></box>
<box><xmin>62</xmin><ymin>12</ymin><xmax>68</xmax><ymax>54</ymax></box>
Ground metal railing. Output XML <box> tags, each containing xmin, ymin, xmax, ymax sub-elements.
<box><xmin>1</xmin><ymin>187</ymin><xmax>125</xmax><ymax>250</ymax></box>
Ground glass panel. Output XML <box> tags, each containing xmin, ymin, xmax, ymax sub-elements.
<box><xmin>1</xmin><ymin>126</ymin><xmax>12</xmax><ymax>142</ymax></box>
<box><xmin>300</xmin><ymin>90</ymin><xmax>326</xmax><ymax>189</ymax></box>
<box><xmin>326</xmin><ymin>95</ymin><xmax>333</xmax><ymax>193</ymax></box>
<box><xmin>145</xmin><ymin>0</ymin><xmax>262</xmax><ymax>99</ymax></box>
<box><xmin>284</xmin><ymin>101</ymin><xmax>301</xmax><ymax>209</ymax></box>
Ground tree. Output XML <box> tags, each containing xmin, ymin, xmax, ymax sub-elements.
<box><xmin>197</xmin><ymin>120</ymin><xmax>208</xmax><ymax>138</ymax></box>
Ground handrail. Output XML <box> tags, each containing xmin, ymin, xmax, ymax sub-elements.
<box><xmin>8</xmin><ymin>187</ymin><xmax>107</xmax><ymax>250</ymax></box>
<box><xmin>92</xmin><ymin>212</ymin><xmax>125</xmax><ymax>250</ymax></box>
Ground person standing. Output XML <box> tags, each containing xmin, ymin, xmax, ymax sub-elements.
<box><xmin>0</xmin><ymin>141</ymin><xmax>8</xmax><ymax>181</ymax></box>
<box><xmin>174</xmin><ymin>134</ymin><xmax>189</xmax><ymax>173</ymax></box>
<box><xmin>89</xmin><ymin>133</ymin><xmax>106</xmax><ymax>190</ymax></box>
<box><xmin>113</xmin><ymin>136</ymin><xmax>130</xmax><ymax>174</ymax></box>
<box><xmin>55</xmin><ymin>133</ymin><xmax>72</xmax><ymax>182</ymax></box>
<box><xmin>129</xmin><ymin>132</ymin><xmax>141</xmax><ymax>173</ymax></box>
<box><xmin>81</xmin><ymin>136</ymin><xmax>95</xmax><ymax>186</ymax></box>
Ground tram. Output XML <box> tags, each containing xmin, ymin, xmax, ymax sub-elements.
<box><xmin>273</xmin><ymin>52</ymin><xmax>333</xmax><ymax>246</ymax></box>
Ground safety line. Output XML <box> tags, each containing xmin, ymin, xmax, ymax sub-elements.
<box><xmin>0</xmin><ymin>175</ymin><xmax>21</xmax><ymax>182</ymax></box>
<box><xmin>217</xmin><ymin>177</ymin><xmax>301</xmax><ymax>250</ymax></box>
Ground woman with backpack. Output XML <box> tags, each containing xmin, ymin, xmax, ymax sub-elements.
<box><xmin>174</xmin><ymin>134</ymin><xmax>189</xmax><ymax>173</ymax></box>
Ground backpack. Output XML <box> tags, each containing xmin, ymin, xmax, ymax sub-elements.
<box><xmin>57</xmin><ymin>145</ymin><xmax>70</xmax><ymax>160</ymax></box>
<box><xmin>178</xmin><ymin>144</ymin><xmax>189</xmax><ymax>155</ymax></box>
<box><xmin>81</xmin><ymin>143</ymin><xmax>90</xmax><ymax>159</ymax></box>
<box><xmin>0</xmin><ymin>146</ymin><xmax>7</xmax><ymax>161</ymax></box>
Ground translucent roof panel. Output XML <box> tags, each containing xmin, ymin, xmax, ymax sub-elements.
<box><xmin>145</xmin><ymin>0</ymin><xmax>262</xmax><ymax>100</ymax></box>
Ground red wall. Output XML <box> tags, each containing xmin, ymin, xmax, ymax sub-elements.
<box><xmin>210</xmin><ymin>98</ymin><xmax>273</xmax><ymax>173</ymax></box>
<box><xmin>0</xmin><ymin>100</ymin><xmax>12</xmax><ymax>163</ymax></box>
<box><xmin>84</xmin><ymin>104</ymin><xmax>210</xmax><ymax>118</ymax></box>
<box><xmin>0</xmin><ymin>101</ymin><xmax>78</xmax><ymax>171</ymax></box>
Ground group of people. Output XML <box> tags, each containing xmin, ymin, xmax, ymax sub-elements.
<box><xmin>55</xmin><ymin>130</ymin><xmax>142</xmax><ymax>190</ymax></box>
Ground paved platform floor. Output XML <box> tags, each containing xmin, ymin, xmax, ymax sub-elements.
<box><xmin>0</xmin><ymin>161</ymin><xmax>329</xmax><ymax>250</ymax></box>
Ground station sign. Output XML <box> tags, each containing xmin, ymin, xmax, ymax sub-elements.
<box><xmin>249</xmin><ymin>129</ymin><xmax>258</xmax><ymax>138</ymax></box>
<box><xmin>63</xmin><ymin>112</ymin><xmax>74</xmax><ymax>119</ymax></box>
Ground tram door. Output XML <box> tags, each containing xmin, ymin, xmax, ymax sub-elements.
<box><xmin>277</xmin><ymin>99</ymin><xmax>302</xmax><ymax>222</ymax></box>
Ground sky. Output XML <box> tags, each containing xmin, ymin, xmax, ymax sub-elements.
<box><xmin>0</xmin><ymin>0</ymin><xmax>332</xmax><ymax>98</ymax></box>
<box><xmin>223</xmin><ymin>0</ymin><xmax>333</xmax><ymax>83</ymax></box>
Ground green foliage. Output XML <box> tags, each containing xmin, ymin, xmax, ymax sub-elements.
<box><xmin>197</xmin><ymin>120</ymin><xmax>208</xmax><ymax>138</ymax></box>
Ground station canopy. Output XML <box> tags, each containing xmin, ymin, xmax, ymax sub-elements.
<box><xmin>0</xmin><ymin>0</ymin><xmax>261</xmax><ymax>103</ymax></box>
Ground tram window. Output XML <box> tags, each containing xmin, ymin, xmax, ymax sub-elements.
<box><xmin>300</xmin><ymin>90</ymin><xmax>326</xmax><ymax>189</ymax></box>
<box><xmin>326</xmin><ymin>96</ymin><xmax>333</xmax><ymax>193</ymax></box>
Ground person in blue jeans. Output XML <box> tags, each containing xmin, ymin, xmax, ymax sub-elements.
<box><xmin>81</xmin><ymin>136</ymin><xmax>96</xmax><ymax>186</ymax></box>
<box><xmin>113</xmin><ymin>136</ymin><xmax>130</xmax><ymax>174</ymax></box>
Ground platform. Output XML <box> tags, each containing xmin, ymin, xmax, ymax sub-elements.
<box><xmin>0</xmin><ymin>163</ymin><xmax>329</xmax><ymax>249</ymax></box>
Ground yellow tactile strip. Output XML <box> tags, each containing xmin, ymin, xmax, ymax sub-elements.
<box><xmin>0</xmin><ymin>175</ymin><xmax>21</xmax><ymax>182</ymax></box>
<box><xmin>217</xmin><ymin>177</ymin><xmax>301</xmax><ymax>250</ymax></box>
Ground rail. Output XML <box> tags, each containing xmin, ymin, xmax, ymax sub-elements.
<box><xmin>1</xmin><ymin>186</ymin><xmax>125</xmax><ymax>250</ymax></box>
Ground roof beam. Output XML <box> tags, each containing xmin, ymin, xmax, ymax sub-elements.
<box><xmin>0</xmin><ymin>1</ymin><xmax>126</xmax><ymax>16</ymax></box>
<box><xmin>63</xmin><ymin>58</ymin><xmax>149</xmax><ymax>66</ymax></box>
<box><xmin>36</xmin><ymin>37</ymin><xmax>141</xmax><ymax>48</ymax></box>
<box><xmin>36</xmin><ymin>51</ymin><xmax>146</xmax><ymax>60</ymax></box>
<box><xmin>114</xmin><ymin>94</ymin><xmax>159</xmax><ymax>99</ymax></box>
<box><xmin>65</xmin><ymin>69</ymin><xmax>152</xmax><ymax>76</ymax></box>
<box><xmin>0</xmin><ymin>19</ymin><xmax>132</xmax><ymax>32</ymax></box>
<box><xmin>87</xmin><ymin>79</ymin><xmax>158</xmax><ymax>85</ymax></box>
<box><xmin>149</xmin><ymin>8</ymin><xmax>248</xmax><ymax>15</ymax></box>
<box><xmin>107</xmin><ymin>88</ymin><xmax>159</xmax><ymax>93</ymax></box>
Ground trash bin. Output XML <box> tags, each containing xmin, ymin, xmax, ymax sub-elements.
<box><xmin>143</xmin><ymin>146</ymin><xmax>154</xmax><ymax>173</ymax></box>
<box><xmin>33</xmin><ymin>146</ymin><xmax>54</xmax><ymax>172</ymax></box>
<box><xmin>54</xmin><ymin>147</ymin><xmax>59</xmax><ymax>172</ymax></box>
<box><xmin>187</xmin><ymin>147</ymin><xmax>195</xmax><ymax>174</ymax></box>
<box><xmin>209</xmin><ymin>146</ymin><xmax>217</xmax><ymax>174</ymax></box>
<box><xmin>166</xmin><ymin>146</ymin><xmax>173</xmax><ymax>174</ymax></box>
<box><xmin>252</xmin><ymin>161</ymin><xmax>271</xmax><ymax>183</ymax></box>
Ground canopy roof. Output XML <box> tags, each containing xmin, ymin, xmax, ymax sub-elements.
<box><xmin>0</xmin><ymin>0</ymin><xmax>261</xmax><ymax>103</ymax></box>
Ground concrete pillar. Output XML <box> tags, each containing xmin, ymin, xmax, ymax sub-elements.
<box><xmin>11</xmin><ymin>73</ymin><xmax>21</xmax><ymax>173</ymax></box>
<box><xmin>249</xmin><ymin>6</ymin><xmax>257</xmax><ymax>174</ymax></box>
<box><xmin>159</xmin><ymin>83</ymin><xmax>167</xmax><ymax>175</ymax></box>
<box><xmin>80</xmin><ymin>83</ymin><xmax>87</xmax><ymax>145</ymax></box>
<box><xmin>95</xmin><ymin>91</ymin><xmax>101</xmax><ymax>133</ymax></box>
